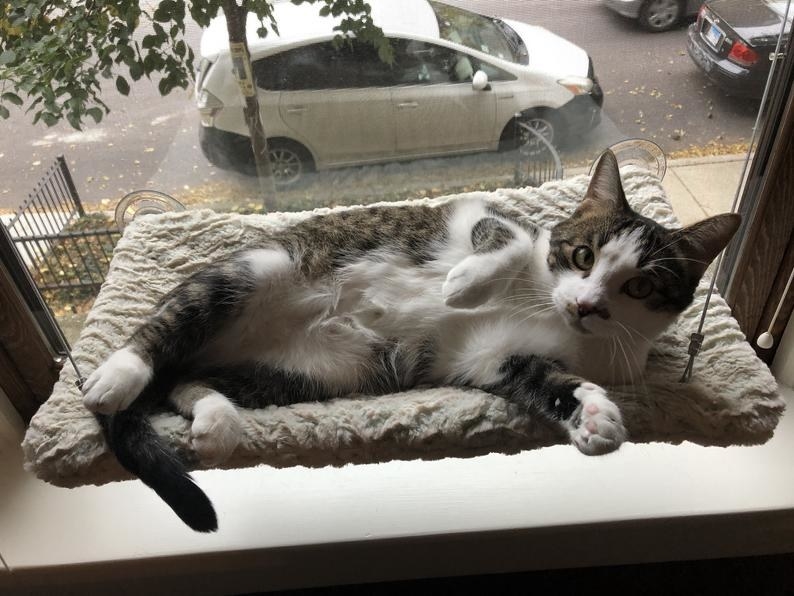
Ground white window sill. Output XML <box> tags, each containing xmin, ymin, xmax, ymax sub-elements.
<box><xmin>2</xmin><ymin>384</ymin><xmax>793</xmax><ymax>594</ymax></box>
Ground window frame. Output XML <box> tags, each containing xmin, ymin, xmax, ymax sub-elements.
<box><xmin>2</xmin><ymin>52</ymin><xmax>793</xmax><ymax>422</ymax></box>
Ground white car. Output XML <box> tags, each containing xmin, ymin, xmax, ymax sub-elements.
<box><xmin>196</xmin><ymin>0</ymin><xmax>603</xmax><ymax>185</ymax></box>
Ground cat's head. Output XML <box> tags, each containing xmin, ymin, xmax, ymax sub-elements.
<box><xmin>548</xmin><ymin>149</ymin><xmax>740</xmax><ymax>341</ymax></box>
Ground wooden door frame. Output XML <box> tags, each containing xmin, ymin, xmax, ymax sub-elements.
<box><xmin>722</xmin><ymin>48</ymin><xmax>794</xmax><ymax>363</ymax></box>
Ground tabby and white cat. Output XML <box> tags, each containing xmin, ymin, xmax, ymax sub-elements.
<box><xmin>82</xmin><ymin>150</ymin><xmax>739</xmax><ymax>532</ymax></box>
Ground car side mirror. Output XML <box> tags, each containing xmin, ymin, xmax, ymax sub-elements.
<box><xmin>472</xmin><ymin>70</ymin><xmax>490</xmax><ymax>91</ymax></box>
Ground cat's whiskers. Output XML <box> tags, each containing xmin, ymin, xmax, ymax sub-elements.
<box><xmin>615</xmin><ymin>322</ymin><xmax>649</xmax><ymax>396</ymax></box>
<box><xmin>510</xmin><ymin>305</ymin><xmax>557</xmax><ymax>326</ymax></box>
<box><xmin>644</xmin><ymin>262</ymin><xmax>680</xmax><ymax>280</ymax></box>
<box><xmin>647</xmin><ymin>256</ymin><xmax>708</xmax><ymax>266</ymax></box>
<box><xmin>645</xmin><ymin>235</ymin><xmax>687</xmax><ymax>260</ymax></box>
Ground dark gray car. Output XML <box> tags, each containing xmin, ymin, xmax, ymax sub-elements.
<box><xmin>687</xmin><ymin>0</ymin><xmax>791</xmax><ymax>97</ymax></box>
<box><xmin>604</xmin><ymin>0</ymin><xmax>701</xmax><ymax>32</ymax></box>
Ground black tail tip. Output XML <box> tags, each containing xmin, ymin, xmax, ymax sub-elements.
<box><xmin>177</xmin><ymin>503</ymin><xmax>219</xmax><ymax>533</ymax></box>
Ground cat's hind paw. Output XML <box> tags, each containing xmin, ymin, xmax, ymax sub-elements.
<box><xmin>82</xmin><ymin>347</ymin><xmax>152</xmax><ymax>414</ymax></box>
<box><xmin>567</xmin><ymin>383</ymin><xmax>626</xmax><ymax>456</ymax></box>
<box><xmin>191</xmin><ymin>393</ymin><xmax>243</xmax><ymax>466</ymax></box>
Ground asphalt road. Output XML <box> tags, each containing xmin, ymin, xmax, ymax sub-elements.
<box><xmin>0</xmin><ymin>0</ymin><xmax>762</xmax><ymax>210</ymax></box>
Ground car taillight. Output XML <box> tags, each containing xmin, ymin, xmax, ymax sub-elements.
<box><xmin>728</xmin><ymin>40</ymin><xmax>759</xmax><ymax>67</ymax></box>
<box><xmin>197</xmin><ymin>89</ymin><xmax>223</xmax><ymax>127</ymax></box>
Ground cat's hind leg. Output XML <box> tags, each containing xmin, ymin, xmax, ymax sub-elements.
<box><xmin>169</xmin><ymin>383</ymin><xmax>244</xmax><ymax>466</ymax></box>
<box><xmin>83</xmin><ymin>247</ymin><xmax>293</xmax><ymax>415</ymax></box>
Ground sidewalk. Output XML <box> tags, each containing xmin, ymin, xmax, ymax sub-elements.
<box><xmin>661</xmin><ymin>153</ymin><xmax>748</xmax><ymax>225</ymax></box>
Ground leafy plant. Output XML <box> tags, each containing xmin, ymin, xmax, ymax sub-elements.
<box><xmin>0</xmin><ymin>0</ymin><xmax>391</xmax><ymax>205</ymax></box>
<box><xmin>0</xmin><ymin>0</ymin><xmax>389</xmax><ymax>128</ymax></box>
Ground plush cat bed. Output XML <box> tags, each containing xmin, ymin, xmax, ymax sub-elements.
<box><xmin>21</xmin><ymin>167</ymin><xmax>784</xmax><ymax>487</ymax></box>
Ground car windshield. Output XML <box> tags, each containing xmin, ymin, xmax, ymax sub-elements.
<box><xmin>764</xmin><ymin>1</ymin><xmax>793</xmax><ymax>31</ymax></box>
<box><xmin>428</xmin><ymin>1</ymin><xmax>525</xmax><ymax>64</ymax></box>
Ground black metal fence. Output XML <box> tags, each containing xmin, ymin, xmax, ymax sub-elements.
<box><xmin>3</xmin><ymin>156</ymin><xmax>120</xmax><ymax>300</ymax></box>
<box><xmin>513</xmin><ymin>121</ymin><xmax>564</xmax><ymax>188</ymax></box>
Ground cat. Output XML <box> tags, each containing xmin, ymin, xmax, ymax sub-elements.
<box><xmin>81</xmin><ymin>150</ymin><xmax>739</xmax><ymax>532</ymax></box>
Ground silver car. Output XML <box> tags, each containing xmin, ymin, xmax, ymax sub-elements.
<box><xmin>604</xmin><ymin>0</ymin><xmax>701</xmax><ymax>32</ymax></box>
<box><xmin>196</xmin><ymin>0</ymin><xmax>603</xmax><ymax>186</ymax></box>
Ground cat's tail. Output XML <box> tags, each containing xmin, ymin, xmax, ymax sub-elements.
<box><xmin>96</xmin><ymin>407</ymin><xmax>218</xmax><ymax>532</ymax></box>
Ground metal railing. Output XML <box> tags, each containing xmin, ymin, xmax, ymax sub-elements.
<box><xmin>3</xmin><ymin>155</ymin><xmax>120</xmax><ymax>297</ymax></box>
<box><xmin>513</xmin><ymin>121</ymin><xmax>565</xmax><ymax>187</ymax></box>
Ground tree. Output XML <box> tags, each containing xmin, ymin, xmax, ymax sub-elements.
<box><xmin>0</xmin><ymin>0</ymin><xmax>392</xmax><ymax>208</ymax></box>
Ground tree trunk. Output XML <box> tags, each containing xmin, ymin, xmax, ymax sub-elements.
<box><xmin>221</xmin><ymin>0</ymin><xmax>276</xmax><ymax>210</ymax></box>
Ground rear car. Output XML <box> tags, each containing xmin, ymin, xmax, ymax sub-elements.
<box><xmin>604</xmin><ymin>0</ymin><xmax>701</xmax><ymax>32</ymax></box>
<box><xmin>196</xmin><ymin>0</ymin><xmax>604</xmax><ymax>186</ymax></box>
<box><xmin>687</xmin><ymin>0</ymin><xmax>792</xmax><ymax>97</ymax></box>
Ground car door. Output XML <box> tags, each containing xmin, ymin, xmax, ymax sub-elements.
<box><xmin>390</xmin><ymin>39</ymin><xmax>497</xmax><ymax>156</ymax></box>
<box><xmin>270</xmin><ymin>41</ymin><xmax>396</xmax><ymax>166</ymax></box>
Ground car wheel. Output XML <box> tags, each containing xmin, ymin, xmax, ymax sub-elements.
<box><xmin>267</xmin><ymin>139</ymin><xmax>314</xmax><ymax>188</ymax></box>
<box><xmin>638</xmin><ymin>0</ymin><xmax>683</xmax><ymax>32</ymax></box>
<box><xmin>500</xmin><ymin>109</ymin><xmax>563</xmax><ymax>155</ymax></box>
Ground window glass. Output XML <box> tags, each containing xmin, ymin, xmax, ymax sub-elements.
<box><xmin>393</xmin><ymin>39</ymin><xmax>515</xmax><ymax>84</ymax></box>
<box><xmin>254</xmin><ymin>40</ymin><xmax>395</xmax><ymax>91</ymax></box>
<box><xmin>0</xmin><ymin>0</ymin><xmax>790</xmax><ymax>341</ymax></box>
<box><xmin>429</xmin><ymin>0</ymin><xmax>520</xmax><ymax>63</ymax></box>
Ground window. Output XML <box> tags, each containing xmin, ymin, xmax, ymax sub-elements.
<box><xmin>1</xmin><ymin>0</ymin><xmax>793</xmax><ymax>419</ymax></box>
<box><xmin>254</xmin><ymin>40</ymin><xmax>395</xmax><ymax>91</ymax></box>
<box><xmin>393</xmin><ymin>39</ymin><xmax>516</xmax><ymax>85</ymax></box>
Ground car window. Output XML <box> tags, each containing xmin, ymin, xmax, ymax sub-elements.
<box><xmin>428</xmin><ymin>0</ymin><xmax>518</xmax><ymax>63</ymax></box>
<box><xmin>253</xmin><ymin>41</ymin><xmax>395</xmax><ymax>91</ymax></box>
<box><xmin>392</xmin><ymin>39</ymin><xmax>516</xmax><ymax>85</ymax></box>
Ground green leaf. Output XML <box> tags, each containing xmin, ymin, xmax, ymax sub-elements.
<box><xmin>115</xmin><ymin>75</ymin><xmax>130</xmax><ymax>96</ymax></box>
<box><xmin>129</xmin><ymin>61</ymin><xmax>144</xmax><ymax>80</ymax></box>
<box><xmin>152</xmin><ymin>5</ymin><xmax>171</xmax><ymax>23</ymax></box>
<box><xmin>1</xmin><ymin>92</ymin><xmax>23</xmax><ymax>106</ymax></box>
<box><xmin>86</xmin><ymin>107</ymin><xmax>103</xmax><ymax>124</ymax></box>
<box><xmin>41</xmin><ymin>112</ymin><xmax>58</xmax><ymax>126</ymax></box>
<box><xmin>66</xmin><ymin>112</ymin><xmax>82</xmax><ymax>131</ymax></box>
<box><xmin>0</xmin><ymin>50</ymin><xmax>17</xmax><ymax>65</ymax></box>
<box><xmin>0</xmin><ymin>105</ymin><xmax>9</xmax><ymax>119</ymax></box>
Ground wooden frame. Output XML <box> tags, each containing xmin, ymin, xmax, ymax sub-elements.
<box><xmin>724</xmin><ymin>49</ymin><xmax>794</xmax><ymax>363</ymax></box>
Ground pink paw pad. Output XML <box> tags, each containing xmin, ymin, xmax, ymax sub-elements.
<box><xmin>585</xmin><ymin>420</ymin><xmax>598</xmax><ymax>433</ymax></box>
<box><xmin>586</xmin><ymin>403</ymin><xmax>600</xmax><ymax>415</ymax></box>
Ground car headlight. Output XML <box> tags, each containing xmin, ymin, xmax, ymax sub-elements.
<box><xmin>197</xmin><ymin>89</ymin><xmax>223</xmax><ymax>127</ymax></box>
<box><xmin>557</xmin><ymin>77</ymin><xmax>594</xmax><ymax>95</ymax></box>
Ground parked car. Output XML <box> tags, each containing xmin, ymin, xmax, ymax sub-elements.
<box><xmin>687</xmin><ymin>0</ymin><xmax>792</xmax><ymax>97</ymax></box>
<box><xmin>196</xmin><ymin>0</ymin><xmax>603</xmax><ymax>186</ymax></box>
<box><xmin>604</xmin><ymin>0</ymin><xmax>701</xmax><ymax>32</ymax></box>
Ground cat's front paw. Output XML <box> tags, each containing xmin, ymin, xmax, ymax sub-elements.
<box><xmin>191</xmin><ymin>393</ymin><xmax>243</xmax><ymax>466</ymax></box>
<box><xmin>442</xmin><ymin>258</ymin><xmax>492</xmax><ymax>309</ymax></box>
<box><xmin>82</xmin><ymin>347</ymin><xmax>152</xmax><ymax>414</ymax></box>
<box><xmin>567</xmin><ymin>382</ymin><xmax>626</xmax><ymax>456</ymax></box>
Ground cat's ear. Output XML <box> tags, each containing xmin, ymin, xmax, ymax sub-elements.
<box><xmin>579</xmin><ymin>149</ymin><xmax>631</xmax><ymax>215</ymax></box>
<box><xmin>673</xmin><ymin>213</ymin><xmax>742</xmax><ymax>277</ymax></box>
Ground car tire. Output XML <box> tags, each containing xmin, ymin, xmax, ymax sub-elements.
<box><xmin>266</xmin><ymin>138</ymin><xmax>315</xmax><ymax>188</ymax></box>
<box><xmin>638</xmin><ymin>0</ymin><xmax>684</xmax><ymax>32</ymax></box>
<box><xmin>500</xmin><ymin>109</ymin><xmax>563</xmax><ymax>154</ymax></box>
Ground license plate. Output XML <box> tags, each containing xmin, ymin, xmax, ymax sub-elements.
<box><xmin>703</xmin><ymin>19</ymin><xmax>723</xmax><ymax>49</ymax></box>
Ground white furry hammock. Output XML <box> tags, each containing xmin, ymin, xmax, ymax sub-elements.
<box><xmin>21</xmin><ymin>167</ymin><xmax>784</xmax><ymax>487</ymax></box>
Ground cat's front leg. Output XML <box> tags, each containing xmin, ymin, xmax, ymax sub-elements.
<box><xmin>462</xmin><ymin>354</ymin><xmax>627</xmax><ymax>455</ymax></box>
<box><xmin>443</xmin><ymin>253</ymin><xmax>510</xmax><ymax>308</ymax></box>
<box><xmin>564</xmin><ymin>382</ymin><xmax>626</xmax><ymax>455</ymax></box>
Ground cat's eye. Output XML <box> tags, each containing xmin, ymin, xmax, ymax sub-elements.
<box><xmin>572</xmin><ymin>246</ymin><xmax>594</xmax><ymax>270</ymax></box>
<box><xmin>624</xmin><ymin>276</ymin><xmax>654</xmax><ymax>299</ymax></box>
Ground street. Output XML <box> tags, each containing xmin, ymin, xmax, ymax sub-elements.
<box><xmin>0</xmin><ymin>0</ymin><xmax>763</xmax><ymax>210</ymax></box>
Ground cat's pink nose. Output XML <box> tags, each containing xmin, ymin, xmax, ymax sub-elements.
<box><xmin>576</xmin><ymin>299</ymin><xmax>610</xmax><ymax>320</ymax></box>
